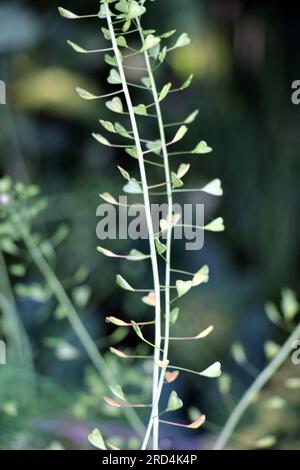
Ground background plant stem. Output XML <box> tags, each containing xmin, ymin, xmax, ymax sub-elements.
<box><xmin>13</xmin><ymin>217</ymin><xmax>144</xmax><ymax>438</ymax></box>
<box><xmin>214</xmin><ymin>321</ymin><xmax>300</xmax><ymax>449</ymax></box>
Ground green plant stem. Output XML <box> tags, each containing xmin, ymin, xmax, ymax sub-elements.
<box><xmin>0</xmin><ymin>250</ymin><xmax>36</xmax><ymax>401</ymax></box>
<box><xmin>105</xmin><ymin>3</ymin><xmax>163</xmax><ymax>448</ymax></box>
<box><xmin>214</xmin><ymin>321</ymin><xmax>300</xmax><ymax>450</ymax></box>
<box><xmin>13</xmin><ymin>217</ymin><xmax>144</xmax><ymax>438</ymax></box>
<box><xmin>137</xmin><ymin>17</ymin><xmax>173</xmax><ymax>450</ymax></box>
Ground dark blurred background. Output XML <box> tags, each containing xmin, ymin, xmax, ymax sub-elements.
<box><xmin>0</xmin><ymin>0</ymin><xmax>300</xmax><ymax>450</ymax></box>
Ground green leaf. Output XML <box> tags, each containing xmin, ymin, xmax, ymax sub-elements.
<box><xmin>155</xmin><ymin>238</ymin><xmax>166</xmax><ymax>255</ymax></box>
<box><xmin>167</xmin><ymin>391</ymin><xmax>183</xmax><ymax>412</ymax></box>
<box><xmin>58</xmin><ymin>7</ymin><xmax>79</xmax><ymax>19</ymax></box>
<box><xmin>161</xmin><ymin>30</ymin><xmax>176</xmax><ymax>39</ymax></box>
<box><xmin>76</xmin><ymin>87</ymin><xmax>97</xmax><ymax>100</ymax></box>
<box><xmin>192</xmin><ymin>265</ymin><xmax>209</xmax><ymax>287</ymax></box>
<box><xmin>108</xmin><ymin>69</ymin><xmax>122</xmax><ymax>84</ymax></box>
<box><xmin>102</xmin><ymin>27</ymin><xmax>111</xmax><ymax>41</ymax></box>
<box><xmin>180</xmin><ymin>74</ymin><xmax>194</xmax><ymax>90</ymax></box>
<box><xmin>116</xmin><ymin>36</ymin><xmax>128</xmax><ymax>48</ymax></box>
<box><xmin>88</xmin><ymin>428</ymin><xmax>107</xmax><ymax>450</ymax></box>
<box><xmin>204</xmin><ymin>217</ymin><xmax>225</xmax><ymax>232</ymax></box>
<box><xmin>172</xmin><ymin>125</ymin><xmax>188</xmax><ymax>143</ymax></box>
<box><xmin>281</xmin><ymin>288</ymin><xmax>299</xmax><ymax>321</ymax></box>
<box><xmin>99</xmin><ymin>120</ymin><xmax>116</xmax><ymax>133</ymax></box>
<box><xmin>141</xmin><ymin>77</ymin><xmax>151</xmax><ymax>88</ymax></box>
<box><xmin>174</xmin><ymin>33</ymin><xmax>191</xmax><ymax>49</ymax></box>
<box><xmin>67</xmin><ymin>40</ymin><xmax>87</xmax><ymax>53</ymax></box>
<box><xmin>159</xmin><ymin>83</ymin><xmax>172</xmax><ymax>102</ymax></box>
<box><xmin>92</xmin><ymin>133</ymin><xmax>111</xmax><ymax>146</ymax></box>
<box><xmin>105</xmin><ymin>54</ymin><xmax>118</xmax><ymax>66</ymax></box>
<box><xmin>159</xmin><ymin>46</ymin><xmax>167</xmax><ymax>63</ymax></box>
<box><xmin>133</xmin><ymin>104</ymin><xmax>148</xmax><ymax>115</ymax></box>
<box><xmin>110</xmin><ymin>385</ymin><xmax>126</xmax><ymax>402</ymax></box>
<box><xmin>176</xmin><ymin>163</ymin><xmax>190</xmax><ymax>179</ymax></box>
<box><xmin>265</xmin><ymin>302</ymin><xmax>282</xmax><ymax>326</ymax></box>
<box><xmin>126</xmin><ymin>147</ymin><xmax>138</xmax><ymax>158</ymax></box>
<box><xmin>128</xmin><ymin>1</ymin><xmax>146</xmax><ymax>19</ymax></box>
<box><xmin>123</xmin><ymin>179</ymin><xmax>143</xmax><ymax>194</ymax></box>
<box><xmin>142</xmin><ymin>34</ymin><xmax>161</xmax><ymax>51</ymax></box>
<box><xmin>118</xmin><ymin>166</ymin><xmax>130</xmax><ymax>181</ymax></box>
<box><xmin>114</xmin><ymin>122</ymin><xmax>130</xmax><ymax>138</ymax></box>
<box><xmin>201</xmin><ymin>179</ymin><xmax>223</xmax><ymax>196</ymax></box>
<box><xmin>105</xmin><ymin>97</ymin><xmax>124</xmax><ymax>113</ymax></box>
<box><xmin>200</xmin><ymin>361</ymin><xmax>222</xmax><ymax>378</ymax></box>
<box><xmin>171</xmin><ymin>172</ymin><xmax>184</xmax><ymax>189</ymax></box>
<box><xmin>184</xmin><ymin>109</ymin><xmax>199</xmax><ymax>124</ymax></box>
<box><xmin>231</xmin><ymin>342</ymin><xmax>247</xmax><ymax>364</ymax></box>
<box><xmin>264</xmin><ymin>341</ymin><xmax>280</xmax><ymax>360</ymax></box>
<box><xmin>192</xmin><ymin>141</ymin><xmax>213</xmax><ymax>154</ymax></box>
<box><xmin>169</xmin><ymin>308</ymin><xmax>180</xmax><ymax>326</ymax></box>
<box><xmin>72</xmin><ymin>285</ymin><xmax>91</xmax><ymax>308</ymax></box>
<box><xmin>146</xmin><ymin>140</ymin><xmax>162</xmax><ymax>155</ymax></box>
<box><xmin>116</xmin><ymin>274</ymin><xmax>135</xmax><ymax>291</ymax></box>
<box><xmin>176</xmin><ymin>280</ymin><xmax>193</xmax><ymax>298</ymax></box>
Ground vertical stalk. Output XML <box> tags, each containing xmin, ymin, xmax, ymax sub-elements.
<box><xmin>104</xmin><ymin>3</ymin><xmax>162</xmax><ymax>450</ymax></box>
<box><xmin>137</xmin><ymin>19</ymin><xmax>173</xmax><ymax>450</ymax></box>
<box><xmin>214</xmin><ymin>321</ymin><xmax>300</xmax><ymax>449</ymax></box>
<box><xmin>13</xmin><ymin>217</ymin><xmax>144</xmax><ymax>438</ymax></box>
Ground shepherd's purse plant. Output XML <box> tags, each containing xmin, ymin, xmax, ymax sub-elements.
<box><xmin>59</xmin><ymin>0</ymin><xmax>225</xmax><ymax>450</ymax></box>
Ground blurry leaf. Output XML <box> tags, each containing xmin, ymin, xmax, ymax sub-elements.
<box><xmin>142</xmin><ymin>292</ymin><xmax>156</xmax><ymax>307</ymax></box>
<box><xmin>161</xmin><ymin>30</ymin><xmax>176</xmax><ymax>39</ymax></box>
<box><xmin>15</xmin><ymin>283</ymin><xmax>50</xmax><ymax>303</ymax></box>
<box><xmin>1</xmin><ymin>401</ymin><xmax>18</xmax><ymax>417</ymax></box>
<box><xmin>167</xmin><ymin>391</ymin><xmax>183</xmax><ymax>412</ymax></box>
<box><xmin>169</xmin><ymin>308</ymin><xmax>180</xmax><ymax>325</ymax></box>
<box><xmin>106</xmin><ymin>97</ymin><xmax>124</xmax><ymax>113</ymax></box>
<box><xmin>281</xmin><ymin>288</ymin><xmax>299</xmax><ymax>321</ymax></box>
<box><xmin>231</xmin><ymin>342</ymin><xmax>247</xmax><ymax>364</ymax></box>
<box><xmin>58</xmin><ymin>7</ymin><xmax>79</xmax><ymax>19</ymax></box>
<box><xmin>56</xmin><ymin>341</ymin><xmax>80</xmax><ymax>361</ymax></box>
<box><xmin>116</xmin><ymin>275</ymin><xmax>135</xmax><ymax>291</ymax></box>
<box><xmin>123</xmin><ymin>179</ymin><xmax>143</xmax><ymax>194</ymax></box>
<box><xmin>192</xmin><ymin>265</ymin><xmax>209</xmax><ymax>287</ymax></box>
<box><xmin>88</xmin><ymin>428</ymin><xmax>107</xmax><ymax>450</ymax></box>
<box><xmin>218</xmin><ymin>373</ymin><xmax>231</xmax><ymax>395</ymax></box>
<box><xmin>108</xmin><ymin>69</ymin><xmax>122</xmax><ymax>84</ymax></box>
<box><xmin>155</xmin><ymin>238</ymin><xmax>166</xmax><ymax>255</ymax></box>
<box><xmin>174</xmin><ymin>33</ymin><xmax>191</xmax><ymax>49</ymax></box>
<box><xmin>204</xmin><ymin>217</ymin><xmax>225</xmax><ymax>232</ymax></box>
<box><xmin>142</xmin><ymin>34</ymin><xmax>161</xmax><ymax>51</ymax></box>
<box><xmin>184</xmin><ymin>109</ymin><xmax>199</xmax><ymax>124</ymax></box>
<box><xmin>254</xmin><ymin>436</ymin><xmax>276</xmax><ymax>449</ymax></box>
<box><xmin>67</xmin><ymin>40</ymin><xmax>87</xmax><ymax>53</ymax></box>
<box><xmin>192</xmin><ymin>141</ymin><xmax>213</xmax><ymax>154</ymax></box>
<box><xmin>72</xmin><ymin>285</ymin><xmax>91</xmax><ymax>308</ymax></box>
<box><xmin>285</xmin><ymin>378</ymin><xmax>300</xmax><ymax>389</ymax></box>
<box><xmin>201</xmin><ymin>179</ymin><xmax>223</xmax><ymax>196</ymax></box>
<box><xmin>100</xmin><ymin>192</ymin><xmax>118</xmax><ymax>205</ymax></box>
<box><xmin>165</xmin><ymin>371</ymin><xmax>180</xmax><ymax>384</ymax></box>
<box><xmin>264</xmin><ymin>341</ymin><xmax>280</xmax><ymax>360</ymax></box>
<box><xmin>176</xmin><ymin>163</ymin><xmax>190</xmax><ymax>179</ymax></box>
<box><xmin>265</xmin><ymin>302</ymin><xmax>282</xmax><ymax>326</ymax></box>
<box><xmin>92</xmin><ymin>133</ymin><xmax>111</xmax><ymax>146</ymax></box>
<box><xmin>106</xmin><ymin>316</ymin><xmax>128</xmax><ymax>327</ymax></box>
<box><xmin>172</xmin><ymin>125</ymin><xmax>188</xmax><ymax>143</ymax></box>
<box><xmin>264</xmin><ymin>396</ymin><xmax>286</xmax><ymax>410</ymax></box>
<box><xmin>171</xmin><ymin>172</ymin><xmax>184</xmax><ymax>189</ymax></box>
<box><xmin>133</xmin><ymin>104</ymin><xmax>148</xmax><ymax>116</ymax></box>
<box><xmin>9</xmin><ymin>264</ymin><xmax>26</xmax><ymax>277</ymax></box>
<box><xmin>110</xmin><ymin>385</ymin><xmax>126</xmax><ymax>402</ymax></box>
<box><xmin>118</xmin><ymin>166</ymin><xmax>130</xmax><ymax>181</ymax></box>
<box><xmin>76</xmin><ymin>87</ymin><xmax>98</xmax><ymax>100</ymax></box>
<box><xmin>159</xmin><ymin>83</ymin><xmax>172</xmax><ymax>102</ymax></box>
<box><xmin>200</xmin><ymin>361</ymin><xmax>222</xmax><ymax>378</ymax></box>
<box><xmin>180</xmin><ymin>74</ymin><xmax>194</xmax><ymax>90</ymax></box>
<box><xmin>176</xmin><ymin>280</ymin><xmax>193</xmax><ymax>298</ymax></box>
